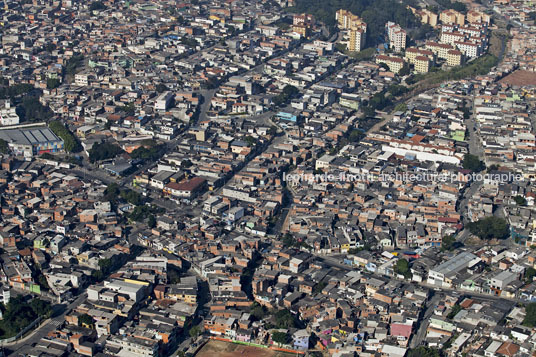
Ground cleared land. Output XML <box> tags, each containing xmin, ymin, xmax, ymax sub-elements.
<box><xmin>499</xmin><ymin>70</ymin><xmax>536</xmax><ymax>86</ymax></box>
<box><xmin>195</xmin><ymin>339</ymin><xmax>296</xmax><ymax>357</ymax></box>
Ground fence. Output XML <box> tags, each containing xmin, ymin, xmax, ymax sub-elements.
<box><xmin>209</xmin><ymin>336</ymin><xmax>306</xmax><ymax>355</ymax></box>
<box><xmin>0</xmin><ymin>316</ymin><xmax>42</xmax><ymax>346</ymax></box>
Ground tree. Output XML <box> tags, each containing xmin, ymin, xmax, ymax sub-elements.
<box><xmin>513</xmin><ymin>195</ymin><xmax>527</xmax><ymax>206</ymax></box>
<box><xmin>250</xmin><ymin>302</ymin><xmax>267</xmax><ymax>320</ymax></box>
<box><xmin>462</xmin><ymin>153</ymin><xmax>485</xmax><ymax>172</ymax></box>
<box><xmin>88</xmin><ymin>141</ymin><xmax>124</xmax><ymax>163</ymax></box>
<box><xmin>522</xmin><ymin>304</ymin><xmax>536</xmax><ymax>327</ymax></box>
<box><xmin>447</xmin><ymin>304</ymin><xmax>462</xmax><ymax>319</ymax></box>
<box><xmin>467</xmin><ymin>217</ymin><xmax>509</xmax><ymax>240</ymax></box>
<box><xmin>189</xmin><ymin>325</ymin><xmax>201</xmax><ymax>339</ymax></box>
<box><xmin>407</xmin><ymin>346</ymin><xmax>441</xmax><ymax>357</ymax></box>
<box><xmin>49</xmin><ymin>121</ymin><xmax>80</xmax><ymax>153</ymax></box>
<box><xmin>89</xmin><ymin>1</ymin><xmax>106</xmax><ymax>11</ymax></box>
<box><xmin>399</xmin><ymin>62</ymin><xmax>411</xmax><ymax>76</ymax></box>
<box><xmin>78</xmin><ymin>313</ymin><xmax>94</xmax><ymax>327</ymax></box>
<box><xmin>17</xmin><ymin>96</ymin><xmax>53</xmax><ymax>122</ymax></box>
<box><xmin>526</xmin><ymin>267</ymin><xmax>536</xmax><ymax>283</ymax></box>
<box><xmin>0</xmin><ymin>139</ymin><xmax>8</xmax><ymax>154</ymax></box>
<box><xmin>156</xmin><ymin>84</ymin><xmax>168</xmax><ymax>93</ymax></box>
<box><xmin>440</xmin><ymin>234</ymin><xmax>456</xmax><ymax>252</ymax></box>
<box><xmin>147</xmin><ymin>215</ymin><xmax>156</xmax><ymax>228</ymax></box>
<box><xmin>46</xmin><ymin>78</ymin><xmax>61</xmax><ymax>90</ymax></box>
<box><xmin>274</xmin><ymin>309</ymin><xmax>299</xmax><ymax>329</ymax></box>
<box><xmin>271</xmin><ymin>331</ymin><xmax>290</xmax><ymax>345</ymax></box>
<box><xmin>395</xmin><ymin>258</ymin><xmax>411</xmax><ymax>279</ymax></box>
<box><xmin>244</xmin><ymin>136</ymin><xmax>256</xmax><ymax>147</ymax></box>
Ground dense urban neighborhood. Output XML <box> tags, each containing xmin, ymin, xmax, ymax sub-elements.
<box><xmin>2</xmin><ymin>0</ymin><xmax>536</xmax><ymax>356</ymax></box>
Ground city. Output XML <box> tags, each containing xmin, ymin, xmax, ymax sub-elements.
<box><xmin>0</xmin><ymin>0</ymin><xmax>536</xmax><ymax>356</ymax></box>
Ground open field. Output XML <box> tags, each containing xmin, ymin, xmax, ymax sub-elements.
<box><xmin>195</xmin><ymin>339</ymin><xmax>297</xmax><ymax>357</ymax></box>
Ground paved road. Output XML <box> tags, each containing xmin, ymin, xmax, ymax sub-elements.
<box><xmin>409</xmin><ymin>293</ymin><xmax>441</xmax><ymax>348</ymax></box>
<box><xmin>5</xmin><ymin>292</ymin><xmax>87</xmax><ymax>354</ymax></box>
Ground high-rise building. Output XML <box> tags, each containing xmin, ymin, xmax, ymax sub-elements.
<box><xmin>386</xmin><ymin>22</ymin><xmax>407</xmax><ymax>52</ymax></box>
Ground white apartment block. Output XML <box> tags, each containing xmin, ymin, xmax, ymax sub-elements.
<box><xmin>386</xmin><ymin>22</ymin><xmax>406</xmax><ymax>52</ymax></box>
<box><xmin>0</xmin><ymin>100</ymin><xmax>19</xmax><ymax>126</ymax></box>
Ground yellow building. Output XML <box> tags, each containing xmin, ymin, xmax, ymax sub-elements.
<box><xmin>376</xmin><ymin>55</ymin><xmax>405</xmax><ymax>74</ymax></box>
<box><xmin>405</xmin><ymin>47</ymin><xmax>434</xmax><ymax>64</ymax></box>
<box><xmin>425</xmin><ymin>41</ymin><xmax>454</xmax><ymax>60</ymax></box>
<box><xmin>336</xmin><ymin>9</ymin><xmax>365</xmax><ymax>30</ymax></box>
<box><xmin>467</xmin><ymin>10</ymin><xmax>491</xmax><ymax>24</ymax></box>
<box><xmin>414</xmin><ymin>56</ymin><xmax>430</xmax><ymax>73</ymax></box>
<box><xmin>447</xmin><ymin>49</ymin><xmax>463</xmax><ymax>66</ymax></box>
<box><xmin>440</xmin><ymin>9</ymin><xmax>465</xmax><ymax>25</ymax></box>
<box><xmin>348</xmin><ymin>28</ymin><xmax>366</xmax><ymax>52</ymax></box>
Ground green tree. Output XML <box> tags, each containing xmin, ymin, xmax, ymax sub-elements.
<box><xmin>395</xmin><ymin>258</ymin><xmax>411</xmax><ymax>279</ymax></box>
<box><xmin>513</xmin><ymin>195</ymin><xmax>527</xmax><ymax>206</ymax></box>
<box><xmin>407</xmin><ymin>346</ymin><xmax>441</xmax><ymax>357</ymax></box>
<box><xmin>462</xmin><ymin>153</ymin><xmax>485</xmax><ymax>172</ymax></box>
<box><xmin>0</xmin><ymin>139</ymin><xmax>9</xmax><ymax>154</ymax></box>
<box><xmin>467</xmin><ymin>217</ymin><xmax>509</xmax><ymax>240</ymax></box>
<box><xmin>250</xmin><ymin>302</ymin><xmax>267</xmax><ymax>320</ymax></box>
<box><xmin>89</xmin><ymin>1</ymin><xmax>106</xmax><ymax>11</ymax></box>
<box><xmin>274</xmin><ymin>309</ymin><xmax>299</xmax><ymax>329</ymax></box>
<box><xmin>78</xmin><ymin>313</ymin><xmax>94</xmax><ymax>327</ymax></box>
<box><xmin>526</xmin><ymin>267</ymin><xmax>536</xmax><ymax>283</ymax></box>
<box><xmin>441</xmin><ymin>234</ymin><xmax>456</xmax><ymax>252</ymax></box>
<box><xmin>49</xmin><ymin>121</ymin><xmax>80</xmax><ymax>152</ymax></box>
<box><xmin>447</xmin><ymin>304</ymin><xmax>462</xmax><ymax>319</ymax></box>
<box><xmin>189</xmin><ymin>325</ymin><xmax>201</xmax><ymax>339</ymax></box>
<box><xmin>17</xmin><ymin>96</ymin><xmax>53</xmax><ymax>122</ymax></box>
<box><xmin>271</xmin><ymin>331</ymin><xmax>290</xmax><ymax>345</ymax></box>
<box><xmin>156</xmin><ymin>84</ymin><xmax>168</xmax><ymax>93</ymax></box>
<box><xmin>88</xmin><ymin>141</ymin><xmax>124</xmax><ymax>162</ymax></box>
<box><xmin>147</xmin><ymin>215</ymin><xmax>156</xmax><ymax>228</ymax></box>
<box><xmin>46</xmin><ymin>78</ymin><xmax>61</xmax><ymax>90</ymax></box>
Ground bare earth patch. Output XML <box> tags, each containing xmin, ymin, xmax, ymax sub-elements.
<box><xmin>195</xmin><ymin>339</ymin><xmax>296</xmax><ymax>357</ymax></box>
<box><xmin>499</xmin><ymin>70</ymin><xmax>536</xmax><ymax>86</ymax></box>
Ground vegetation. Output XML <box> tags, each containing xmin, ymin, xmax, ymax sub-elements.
<box><xmin>513</xmin><ymin>195</ymin><xmax>527</xmax><ymax>206</ymax></box>
<box><xmin>273</xmin><ymin>85</ymin><xmax>299</xmax><ymax>107</ymax></box>
<box><xmin>394</xmin><ymin>258</ymin><xmax>411</xmax><ymax>279</ymax></box>
<box><xmin>49</xmin><ymin>121</ymin><xmax>80</xmax><ymax>152</ymax></box>
<box><xmin>91</xmin><ymin>256</ymin><xmax>126</xmax><ymax>281</ymax></box>
<box><xmin>271</xmin><ymin>331</ymin><xmax>290</xmax><ymax>345</ymax></box>
<box><xmin>467</xmin><ymin>217</ymin><xmax>509</xmax><ymax>240</ymax></box>
<box><xmin>88</xmin><ymin>141</ymin><xmax>124</xmax><ymax>163</ymax></box>
<box><xmin>0</xmin><ymin>296</ymin><xmax>52</xmax><ymax>338</ymax></box>
<box><xmin>523</xmin><ymin>303</ymin><xmax>536</xmax><ymax>327</ymax></box>
<box><xmin>462</xmin><ymin>153</ymin><xmax>485</xmax><ymax>172</ymax></box>
<box><xmin>189</xmin><ymin>325</ymin><xmax>201</xmax><ymax>339</ymax></box>
<box><xmin>435</xmin><ymin>0</ymin><xmax>466</xmax><ymax>12</ymax></box>
<box><xmin>290</xmin><ymin>0</ymin><xmax>418</xmax><ymax>46</ymax></box>
<box><xmin>407</xmin><ymin>346</ymin><xmax>442</xmax><ymax>357</ymax></box>
<box><xmin>78</xmin><ymin>313</ymin><xmax>94</xmax><ymax>327</ymax></box>
<box><xmin>281</xmin><ymin>233</ymin><xmax>312</xmax><ymax>250</ymax></box>
<box><xmin>156</xmin><ymin>84</ymin><xmax>168</xmax><ymax>93</ymax></box>
<box><xmin>0</xmin><ymin>83</ymin><xmax>34</xmax><ymax>99</ymax></box>
<box><xmin>526</xmin><ymin>267</ymin><xmax>536</xmax><ymax>283</ymax></box>
<box><xmin>0</xmin><ymin>139</ymin><xmax>8</xmax><ymax>154</ymax></box>
<box><xmin>407</xmin><ymin>55</ymin><xmax>499</xmax><ymax>87</ymax></box>
<box><xmin>89</xmin><ymin>1</ymin><xmax>106</xmax><ymax>11</ymax></box>
<box><xmin>130</xmin><ymin>140</ymin><xmax>164</xmax><ymax>162</ymax></box>
<box><xmin>18</xmin><ymin>96</ymin><xmax>54</xmax><ymax>122</ymax></box>
<box><xmin>46</xmin><ymin>78</ymin><xmax>61</xmax><ymax>90</ymax></box>
<box><xmin>64</xmin><ymin>54</ymin><xmax>85</xmax><ymax>77</ymax></box>
<box><xmin>250</xmin><ymin>302</ymin><xmax>268</xmax><ymax>321</ymax></box>
<box><xmin>440</xmin><ymin>234</ymin><xmax>457</xmax><ymax>252</ymax></box>
<box><xmin>118</xmin><ymin>102</ymin><xmax>136</xmax><ymax>116</ymax></box>
<box><xmin>447</xmin><ymin>304</ymin><xmax>462</xmax><ymax>319</ymax></box>
<box><xmin>273</xmin><ymin>309</ymin><xmax>300</xmax><ymax>329</ymax></box>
